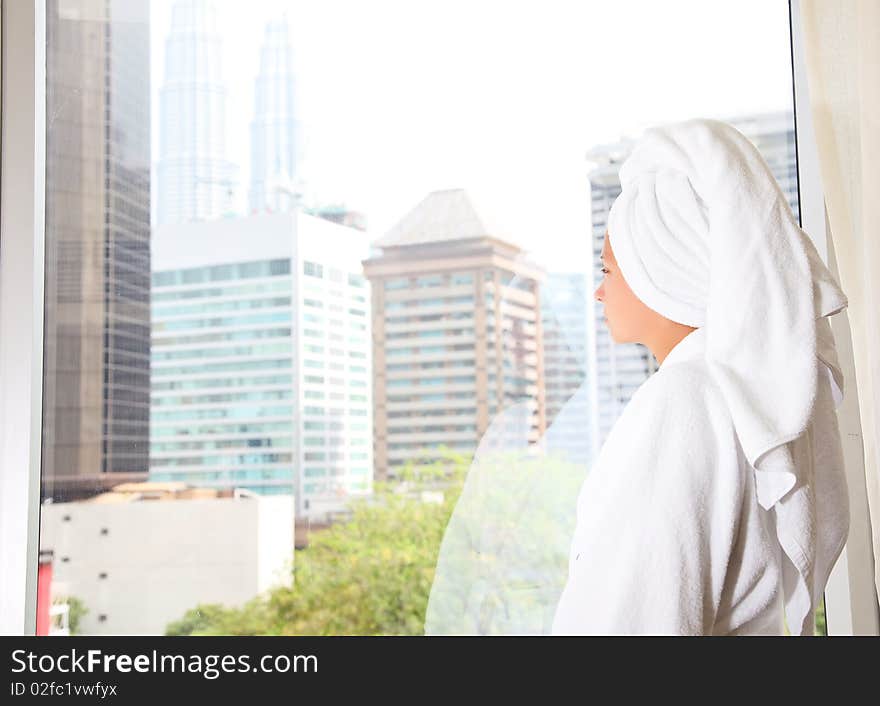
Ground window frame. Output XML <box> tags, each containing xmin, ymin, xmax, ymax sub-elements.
<box><xmin>0</xmin><ymin>0</ymin><xmax>46</xmax><ymax>635</ymax></box>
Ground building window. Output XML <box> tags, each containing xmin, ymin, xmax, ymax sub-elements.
<box><xmin>384</xmin><ymin>278</ymin><xmax>409</xmax><ymax>291</ymax></box>
<box><xmin>304</xmin><ymin>261</ymin><xmax>323</xmax><ymax>278</ymax></box>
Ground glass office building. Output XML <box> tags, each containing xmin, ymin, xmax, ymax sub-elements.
<box><xmin>150</xmin><ymin>211</ymin><xmax>372</xmax><ymax>520</ymax></box>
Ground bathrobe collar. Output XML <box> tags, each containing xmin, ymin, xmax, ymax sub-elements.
<box><xmin>658</xmin><ymin>327</ymin><xmax>706</xmax><ymax>370</ymax></box>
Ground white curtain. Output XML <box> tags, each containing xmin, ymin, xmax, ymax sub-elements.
<box><xmin>801</xmin><ymin>0</ymin><xmax>880</xmax><ymax>606</ymax></box>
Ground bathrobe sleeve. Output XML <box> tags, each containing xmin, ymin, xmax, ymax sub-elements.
<box><xmin>553</xmin><ymin>369</ymin><xmax>748</xmax><ymax>635</ymax></box>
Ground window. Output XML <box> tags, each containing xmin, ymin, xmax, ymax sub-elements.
<box><xmin>384</xmin><ymin>278</ymin><xmax>409</xmax><ymax>291</ymax></box>
<box><xmin>415</xmin><ymin>275</ymin><xmax>444</xmax><ymax>288</ymax></box>
<box><xmin>303</xmin><ymin>261</ymin><xmax>323</xmax><ymax>278</ymax></box>
<box><xmin>2</xmin><ymin>0</ymin><xmax>850</xmax><ymax>641</ymax></box>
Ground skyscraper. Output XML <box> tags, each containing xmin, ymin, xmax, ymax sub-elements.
<box><xmin>42</xmin><ymin>0</ymin><xmax>152</xmax><ymax>501</ymax></box>
<box><xmin>541</xmin><ymin>272</ymin><xmax>594</xmax><ymax>463</ymax></box>
<box><xmin>249</xmin><ymin>16</ymin><xmax>300</xmax><ymax>215</ymax></box>
<box><xmin>157</xmin><ymin>0</ymin><xmax>238</xmax><ymax>225</ymax></box>
<box><xmin>150</xmin><ymin>212</ymin><xmax>373</xmax><ymax>521</ymax></box>
<box><xmin>586</xmin><ymin>111</ymin><xmax>801</xmax><ymax>449</ymax></box>
<box><xmin>363</xmin><ymin>189</ymin><xmax>546</xmax><ymax>480</ymax></box>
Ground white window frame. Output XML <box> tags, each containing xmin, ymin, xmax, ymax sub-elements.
<box><xmin>790</xmin><ymin>0</ymin><xmax>880</xmax><ymax>635</ymax></box>
<box><xmin>0</xmin><ymin>0</ymin><xmax>46</xmax><ymax>635</ymax></box>
<box><xmin>0</xmin><ymin>0</ymin><xmax>875</xmax><ymax>636</ymax></box>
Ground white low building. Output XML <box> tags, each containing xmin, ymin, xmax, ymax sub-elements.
<box><xmin>39</xmin><ymin>483</ymin><xmax>294</xmax><ymax>635</ymax></box>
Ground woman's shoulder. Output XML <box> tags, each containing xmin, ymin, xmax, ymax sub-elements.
<box><xmin>603</xmin><ymin>359</ymin><xmax>746</xmax><ymax>494</ymax></box>
<box><xmin>635</xmin><ymin>357</ymin><xmax>730</xmax><ymax>425</ymax></box>
<box><xmin>607</xmin><ymin>358</ymin><xmax>742</xmax><ymax>471</ymax></box>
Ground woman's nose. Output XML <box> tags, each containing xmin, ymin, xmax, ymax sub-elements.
<box><xmin>594</xmin><ymin>286</ymin><xmax>603</xmax><ymax>302</ymax></box>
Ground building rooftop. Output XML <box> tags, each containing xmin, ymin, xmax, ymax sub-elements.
<box><xmin>86</xmin><ymin>481</ymin><xmax>241</xmax><ymax>504</ymax></box>
<box><xmin>374</xmin><ymin>188</ymin><xmax>519</xmax><ymax>250</ymax></box>
<box><xmin>152</xmin><ymin>209</ymin><xmax>371</xmax><ymax>273</ymax></box>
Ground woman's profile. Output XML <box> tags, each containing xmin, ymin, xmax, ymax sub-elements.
<box><xmin>550</xmin><ymin>118</ymin><xmax>849</xmax><ymax>636</ymax></box>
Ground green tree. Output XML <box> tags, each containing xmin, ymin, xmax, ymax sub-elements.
<box><xmin>51</xmin><ymin>595</ymin><xmax>88</xmax><ymax>635</ymax></box>
<box><xmin>66</xmin><ymin>596</ymin><xmax>88</xmax><ymax>635</ymax></box>
<box><xmin>814</xmin><ymin>598</ymin><xmax>827</xmax><ymax>636</ymax></box>
<box><xmin>165</xmin><ymin>449</ymin><xmax>470</xmax><ymax>636</ymax></box>
<box><xmin>165</xmin><ymin>603</ymin><xmax>263</xmax><ymax>637</ymax></box>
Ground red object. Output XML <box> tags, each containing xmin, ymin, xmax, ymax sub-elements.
<box><xmin>36</xmin><ymin>550</ymin><xmax>53</xmax><ymax>636</ymax></box>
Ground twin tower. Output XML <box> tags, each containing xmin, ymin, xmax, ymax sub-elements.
<box><xmin>157</xmin><ymin>0</ymin><xmax>300</xmax><ymax>225</ymax></box>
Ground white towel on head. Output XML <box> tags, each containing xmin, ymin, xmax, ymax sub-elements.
<box><xmin>606</xmin><ymin>118</ymin><xmax>849</xmax><ymax>635</ymax></box>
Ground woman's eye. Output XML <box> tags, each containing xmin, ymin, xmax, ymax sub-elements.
<box><xmin>600</xmin><ymin>267</ymin><xmax>609</xmax><ymax>274</ymax></box>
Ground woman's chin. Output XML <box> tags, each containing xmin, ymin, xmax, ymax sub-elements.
<box><xmin>606</xmin><ymin>323</ymin><xmax>629</xmax><ymax>344</ymax></box>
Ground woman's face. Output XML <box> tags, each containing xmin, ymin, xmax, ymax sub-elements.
<box><xmin>594</xmin><ymin>231</ymin><xmax>661</xmax><ymax>344</ymax></box>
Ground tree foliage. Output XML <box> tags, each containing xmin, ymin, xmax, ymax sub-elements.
<box><xmin>166</xmin><ymin>450</ymin><xmax>470</xmax><ymax>636</ymax></box>
<box><xmin>66</xmin><ymin>596</ymin><xmax>87</xmax><ymax>636</ymax></box>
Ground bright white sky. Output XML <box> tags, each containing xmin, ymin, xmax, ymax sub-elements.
<box><xmin>150</xmin><ymin>0</ymin><xmax>794</xmax><ymax>270</ymax></box>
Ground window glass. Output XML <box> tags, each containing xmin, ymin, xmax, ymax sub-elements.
<box><xmin>36</xmin><ymin>0</ymin><xmax>815</xmax><ymax>637</ymax></box>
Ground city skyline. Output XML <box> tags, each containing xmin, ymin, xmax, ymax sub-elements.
<box><xmin>150</xmin><ymin>0</ymin><xmax>795</xmax><ymax>270</ymax></box>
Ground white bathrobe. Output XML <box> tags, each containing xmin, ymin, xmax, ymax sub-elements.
<box><xmin>551</xmin><ymin>326</ymin><xmax>788</xmax><ymax>635</ymax></box>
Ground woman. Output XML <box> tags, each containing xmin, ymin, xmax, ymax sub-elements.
<box><xmin>550</xmin><ymin>119</ymin><xmax>850</xmax><ymax>636</ymax></box>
